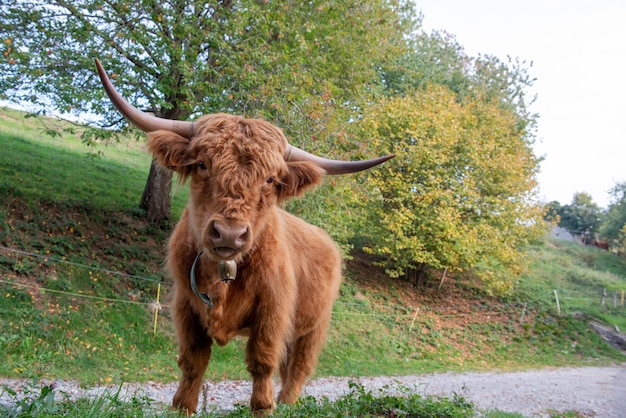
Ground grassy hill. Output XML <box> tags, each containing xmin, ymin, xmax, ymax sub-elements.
<box><xmin>0</xmin><ymin>107</ymin><xmax>624</xmax><ymax>414</ymax></box>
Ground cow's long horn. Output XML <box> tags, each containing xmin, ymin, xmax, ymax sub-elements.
<box><xmin>285</xmin><ymin>145</ymin><xmax>395</xmax><ymax>175</ymax></box>
<box><xmin>95</xmin><ymin>59</ymin><xmax>195</xmax><ymax>138</ymax></box>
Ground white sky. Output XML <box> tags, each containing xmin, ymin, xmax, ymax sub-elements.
<box><xmin>416</xmin><ymin>0</ymin><xmax>626</xmax><ymax>208</ymax></box>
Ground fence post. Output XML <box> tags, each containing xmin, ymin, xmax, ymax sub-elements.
<box><xmin>621</xmin><ymin>290</ymin><xmax>625</xmax><ymax>306</ymax></box>
<box><xmin>554</xmin><ymin>289</ymin><xmax>561</xmax><ymax>315</ymax></box>
<box><xmin>438</xmin><ymin>267</ymin><xmax>448</xmax><ymax>290</ymax></box>
<box><xmin>601</xmin><ymin>288</ymin><xmax>607</xmax><ymax>307</ymax></box>
<box><xmin>153</xmin><ymin>282</ymin><xmax>161</xmax><ymax>338</ymax></box>
<box><xmin>520</xmin><ymin>302</ymin><xmax>528</xmax><ymax>323</ymax></box>
<box><xmin>408</xmin><ymin>307</ymin><xmax>420</xmax><ymax>333</ymax></box>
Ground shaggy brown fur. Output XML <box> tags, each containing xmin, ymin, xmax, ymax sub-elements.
<box><xmin>148</xmin><ymin>114</ymin><xmax>342</xmax><ymax>415</ymax></box>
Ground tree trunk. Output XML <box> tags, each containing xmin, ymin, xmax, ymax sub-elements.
<box><xmin>140</xmin><ymin>159</ymin><xmax>172</xmax><ymax>227</ymax></box>
<box><xmin>405</xmin><ymin>264</ymin><xmax>428</xmax><ymax>287</ymax></box>
<box><xmin>139</xmin><ymin>84</ymin><xmax>185</xmax><ymax>227</ymax></box>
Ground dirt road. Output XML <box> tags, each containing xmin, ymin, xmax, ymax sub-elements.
<box><xmin>2</xmin><ymin>365</ymin><xmax>625</xmax><ymax>417</ymax></box>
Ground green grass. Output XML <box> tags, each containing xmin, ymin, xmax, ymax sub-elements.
<box><xmin>517</xmin><ymin>239</ymin><xmax>626</xmax><ymax>331</ymax></box>
<box><xmin>1</xmin><ymin>107</ymin><xmax>625</xmax><ymax>416</ymax></box>
<box><xmin>0</xmin><ymin>380</ymin><xmax>475</xmax><ymax>417</ymax></box>
<box><xmin>0</xmin><ymin>107</ymin><xmax>189</xmax><ymax>215</ymax></box>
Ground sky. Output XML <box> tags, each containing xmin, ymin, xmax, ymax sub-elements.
<box><xmin>415</xmin><ymin>0</ymin><xmax>626</xmax><ymax>208</ymax></box>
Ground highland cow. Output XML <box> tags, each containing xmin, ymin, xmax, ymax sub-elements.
<box><xmin>95</xmin><ymin>59</ymin><xmax>393</xmax><ymax>414</ymax></box>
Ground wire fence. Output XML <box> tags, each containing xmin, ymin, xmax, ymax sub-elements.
<box><xmin>0</xmin><ymin>245</ymin><xmax>164</xmax><ymax>284</ymax></box>
<box><xmin>2</xmin><ymin>245</ymin><xmax>625</xmax><ymax>338</ymax></box>
<box><xmin>553</xmin><ymin>288</ymin><xmax>626</xmax><ymax>314</ymax></box>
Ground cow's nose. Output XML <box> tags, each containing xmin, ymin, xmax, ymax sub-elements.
<box><xmin>209</xmin><ymin>221</ymin><xmax>249</xmax><ymax>257</ymax></box>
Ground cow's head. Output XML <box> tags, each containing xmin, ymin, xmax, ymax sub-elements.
<box><xmin>95</xmin><ymin>60</ymin><xmax>394</xmax><ymax>262</ymax></box>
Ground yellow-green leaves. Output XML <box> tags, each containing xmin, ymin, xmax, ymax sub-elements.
<box><xmin>354</xmin><ymin>85</ymin><xmax>546</xmax><ymax>294</ymax></box>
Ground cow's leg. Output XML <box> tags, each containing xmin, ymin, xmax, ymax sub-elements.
<box><xmin>171</xmin><ymin>305</ymin><xmax>213</xmax><ymax>416</ymax></box>
<box><xmin>277</xmin><ymin>322</ymin><xmax>328</xmax><ymax>405</ymax></box>
<box><xmin>246</xmin><ymin>331</ymin><xmax>283</xmax><ymax>413</ymax></box>
<box><xmin>279</xmin><ymin>342</ymin><xmax>293</xmax><ymax>388</ymax></box>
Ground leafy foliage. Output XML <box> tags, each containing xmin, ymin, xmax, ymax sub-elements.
<box><xmin>381</xmin><ymin>29</ymin><xmax>538</xmax><ymax>129</ymax></box>
<box><xmin>339</xmin><ymin>29</ymin><xmax>547</xmax><ymax>293</ymax></box>
<box><xmin>0</xmin><ymin>0</ymin><xmax>413</xmax><ymax>138</ymax></box>
<box><xmin>549</xmin><ymin>193</ymin><xmax>603</xmax><ymax>238</ymax></box>
<box><xmin>553</xmin><ymin>184</ymin><xmax>626</xmax><ymax>253</ymax></box>
<box><xmin>599</xmin><ymin>182</ymin><xmax>626</xmax><ymax>250</ymax></box>
<box><xmin>2</xmin><ymin>2</ymin><xmax>549</xmax><ymax>289</ymax></box>
<box><xmin>1</xmin><ymin>0</ymin><xmax>414</xmax><ymax>222</ymax></box>
<box><xmin>352</xmin><ymin>85</ymin><xmax>545</xmax><ymax>294</ymax></box>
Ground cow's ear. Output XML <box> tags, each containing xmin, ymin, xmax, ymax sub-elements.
<box><xmin>146</xmin><ymin>131</ymin><xmax>192</xmax><ymax>172</ymax></box>
<box><xmin>278</xmin><ymin>161</ymin><xmax>324</xmax><ymax>201</ymax></box>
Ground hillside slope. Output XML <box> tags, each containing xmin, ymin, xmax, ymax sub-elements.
<box><xmin>0</xmin><ymin>107</ymin><xmax>624</xmax><ymax>386</ymax></box>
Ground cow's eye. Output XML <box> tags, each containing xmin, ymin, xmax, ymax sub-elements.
<box><xmin>198</xmin><ymin>161</ymin><xmax>207</xmax><ymax>170</ymax></box>
<box><xmin>266</xmin><ymin>176</ymin><xmax>275</xmax><ymax>184</ymax></box>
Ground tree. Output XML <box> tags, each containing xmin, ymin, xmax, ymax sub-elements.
<box><xmin>341</xmin><ymin>29</ymin><xmax>546</xmax><ymax>294</ymax></box>
<box><xmin>600</xmin><ymin>182</ymin><xmax>626</xmax><ymax>248</ymax></box>
<box><xmin>381</xmin><ymin>30</ymin><xmax>471</xmax><ymax>96</ymax></box>
<box><xmin>543</xmin><ymin>201</ymin><xmax>562</xmax><ymax>224</ymax></box>
<box><xmin>351</xmin><ymin>85</ymin><xmax>544</xmax><ymax>294</ymax></box>
<box><xmin>1</xmin><ymin>0</ymin><xmax>413</xmax><ymax>224</ymax></box>
<box><xmin>556</xmin><ymin>192</ymin><xmax>602</xmax><ymax>239</ymax></box>
<box><xmin>381</xmin><ymin>30</ymin><xmax>538</xmax><ymax>126</ymax></box>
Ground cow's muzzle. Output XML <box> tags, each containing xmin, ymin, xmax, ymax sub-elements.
<box><xmin>208</xmin><ymin>220</ymin><xmax>250</xmax><ymax>259</ymax></box>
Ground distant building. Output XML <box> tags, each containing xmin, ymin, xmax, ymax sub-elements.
<box><xmin>550</xmin><ymin>226</ymin><xmax>583</xmax><ymax>244</ymax></box>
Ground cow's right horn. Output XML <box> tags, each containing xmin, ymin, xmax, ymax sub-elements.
<box><xmin>95</xmin><ymin>59</ymin><xmax>196</xmax><ymax>139</ymax></box>
<box><xmin>285</xmin><ymin>145</ymin><xmax>395</xmax><ymax>175</ymax></box>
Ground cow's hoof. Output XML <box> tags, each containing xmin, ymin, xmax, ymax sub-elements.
<box><xmin>277</xmin><ymin>390</ymin><xmax>299</xmax><ymax>405</ymax></box>
<box><xmin>169</xmin><ymin>404</ymin><xmax>194</xmax><ymax>416</ymax></box>
<box><xmin>251</xmin><ymin>400</ymin><xmax>275</xmax><ymax>416</ymax></box>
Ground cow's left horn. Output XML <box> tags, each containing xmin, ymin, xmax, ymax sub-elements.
<box><xmin>95</xmin><ymin>59</ymin><xmax>196</xmax><ymax>138</ymax></box>
<box><xmin>285</xmin><ymin>145</ymin><xmax>395</xmax><ymax>175</ymax></box>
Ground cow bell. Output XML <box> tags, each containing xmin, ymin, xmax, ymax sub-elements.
<box><xmin>218</xmin><ymin>260</ymin><xmax>237</xmax><ymax>283</ymax></box>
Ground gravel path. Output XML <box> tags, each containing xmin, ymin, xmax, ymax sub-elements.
<box><xmin>2</xmin><ymin>365</ymin><xmax>625</xmax><ymax>417</ymax></box>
